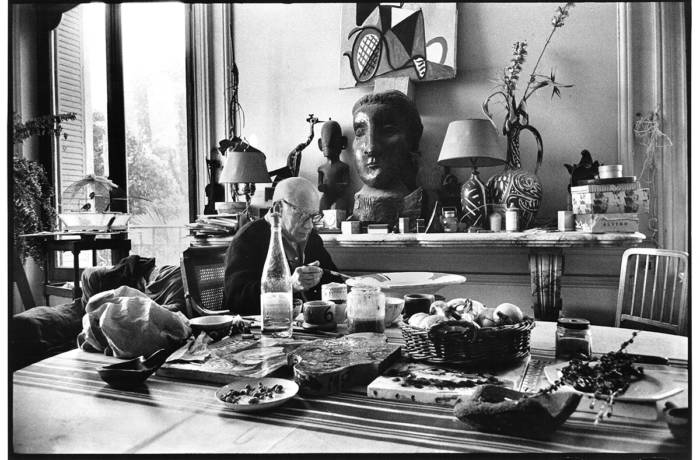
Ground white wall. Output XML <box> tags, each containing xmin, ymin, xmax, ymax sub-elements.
<box><xmin>234</xmin><ymin>3</ymin><xmax>620</xmax><ymax>223</ymax></box>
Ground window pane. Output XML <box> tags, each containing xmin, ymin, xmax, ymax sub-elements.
<box><xmin>122</xmin><ymin>2</ymin><xmax>189</xmax><ymax>266</ymax></box>
<box><xmin>53</xmin><ymin>3</ymin><xmax>112</xmax><ymax>270</ymax></box>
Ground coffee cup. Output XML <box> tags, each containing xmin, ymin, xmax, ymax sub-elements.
<box><xmin>302</xmin><ymin>300</ymin><xmax>336</xmax><ymax>331</ymax></box>
<box><xmin>402</xmin><ymin>293</ymin><xmax>435</xmax><ymax>320</ymax></box>
<box><xmin>384</xmin><ymin>297</ymin><xmax>405</xmax><ymax>327</ymax></box>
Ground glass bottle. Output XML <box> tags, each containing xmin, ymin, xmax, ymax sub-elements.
<box><xmin>555</xmin><ymin>318</ymin><xmax>592</xmax><ymax>360</ymax></box>
<box><xmin>260</xmin><ymin>210</ymin><xmax>293</xmax><ymax>337</ymax></box>
<box><xmin>346</xmin><ymin>285</ymin><xmax>385</xmax><ymax>334</ymax></box>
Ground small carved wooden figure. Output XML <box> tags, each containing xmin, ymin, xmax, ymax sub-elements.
<box><xmin>317</xmin><ymin>120</ymin><xmax>350</xmax><ymax>212</ymax></box>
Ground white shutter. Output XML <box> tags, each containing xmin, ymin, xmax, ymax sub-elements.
<box><xmin>54</xmin><ymin>7</ymin><xmax>86</xmax><ymax>212</ymax></box>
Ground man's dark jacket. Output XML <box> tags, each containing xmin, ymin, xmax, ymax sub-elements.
<box><xmin>223</xmin><ymin>219</ymin><xmax>341</xmax><ymax>315</ymax></box>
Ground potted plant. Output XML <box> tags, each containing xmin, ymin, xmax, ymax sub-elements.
<box><xmin>12</xmin><ymin>112</ymin><xmax>76</xmax><ymax>263</ymax></box>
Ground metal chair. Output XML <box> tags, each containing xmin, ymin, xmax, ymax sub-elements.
<box><xmin>614</xmin><ymin>248</ymin><xmax>689</xmax><ymax>335</ymax></box>
<box><xmin>180</xmin><ymin>246</ymin><xmax>228</xmax><ymax>317</ymax></box>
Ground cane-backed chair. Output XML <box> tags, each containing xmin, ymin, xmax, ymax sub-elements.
<box><xmin>614</xmin><ymin>248</ymin><xmax>689</xmax><ymax>335</ymax></box>
<box><xmin>180</xmin><ymin>246</ymin><xmax>228</xmax><ymax>317</ymax></box>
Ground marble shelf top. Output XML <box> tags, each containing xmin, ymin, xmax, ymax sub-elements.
<box><xmin>320</xmin><ymin>230</ymin><xmax>647</xmax><ymax>248</ymax></box>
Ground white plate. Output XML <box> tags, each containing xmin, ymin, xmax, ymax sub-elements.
<box><xmin>543</xmin><ymin>362</ymin><xmax>684</xmax><ymax>402</ymax></box>
<box><xmin>346</xmin><ymin>272</ymin><xmax>466</xmax><ymax>295</ymax></box>
<box><xmin>215</xmin><ymin>378</ymin><xmax>299</xmax><ymax>412</ymax></box>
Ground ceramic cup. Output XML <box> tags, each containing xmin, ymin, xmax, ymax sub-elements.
<box><xmin>558</xmin><ymin>210</ymin><xmax>575</xmax><ymax>231</ymax></box>
<box><xmin>303</xmin><ymin>300</ymin><xmax>336</xmax><ymax>328</ymax></box>
<box><xmin>402</xmin><ymin>293</ymin><xmax>435</xmax><ymax>320</ymax></box>
<box><xmin>384</xmin><ymin>297</ymin><xmax>405</xmax><ymax>327</ymax></box>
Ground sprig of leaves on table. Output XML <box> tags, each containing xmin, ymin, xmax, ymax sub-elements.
<box><xmin>534</xmin><ymin>331</ymin><xmax>643</xmax><ymax>423</ymax></box>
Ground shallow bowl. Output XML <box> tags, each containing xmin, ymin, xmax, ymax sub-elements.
<box><xmin>665</xmin><ymin>406</ymin><xmax>690</xmax><ymax>441</ymax></box>
<box><xmin>97</xmin><ymin>348</ymin><xmax>170</xmax><ymax>389</ymax></box>
<box><xmin>189</xmin><ymin>315</ymin><xmax>234</xmax><ymax>341</ymax></box>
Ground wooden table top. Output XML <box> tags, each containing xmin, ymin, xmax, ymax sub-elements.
<box><xmin>12</xmin><ymin>323</ymin><xmax>688</xmax><ymax>455</ymax></box>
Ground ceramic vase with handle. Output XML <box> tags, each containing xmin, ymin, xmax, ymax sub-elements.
<box><xmin>487</xmin><ymin>121</ymin><xmax>543</xmax><ymax>229</ymax></box>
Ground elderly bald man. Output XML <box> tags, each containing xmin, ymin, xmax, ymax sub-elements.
<box><xmin>223</xmin><ymin>177</ymin><xmax>343</xmax><ymax>315</ymax></box>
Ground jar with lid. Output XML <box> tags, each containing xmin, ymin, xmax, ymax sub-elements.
<box><xmin>555</xmin><ymin>318</ymin><xmax>592</xmax><ymax>360</ymax></box>
<box><xmin>346</xmin><ymin>285</ymin><xmax>385</xmax><ymax>333</ymax></box>
<box><xmin>441</xmin><ymin>210</ymin><xmax>458</xmax><ymax>232</ymax></box>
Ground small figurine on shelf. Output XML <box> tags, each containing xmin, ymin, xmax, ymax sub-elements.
<box><xmin>204</xmin><ymin>145</ymin><xmax>225</xmax><ymax>215</ymax></box>
<box><xmin>317</xmin><ymin>120</ymin><xmax>350</xmax><ymax>213</ymax></box>
<box><xmin>269</xmin><ymin>114</ymin><xmax>321</xmax><ymax>186</ymax></box>
<box><xmin>564</xmin><ymin>149</ymin><xmax>600</xmax><ymax>188</ymax></box>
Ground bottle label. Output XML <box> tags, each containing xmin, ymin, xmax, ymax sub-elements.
<box><xmin>261</xmin><ymin>292</ymin><xmax>293</xmax><ymax>337</ymax></box>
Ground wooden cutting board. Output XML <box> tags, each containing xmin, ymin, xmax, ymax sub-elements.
<box><xmin>367</xmin><ymin>358</ymin><xmax>530</xmax><ymax>406</ymax></box>
<box><xmin>289</xmin><ymin>333</ymin><xmax>401</xmax><ymax>396</ymax></box>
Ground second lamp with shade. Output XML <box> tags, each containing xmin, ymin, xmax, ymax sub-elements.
<box><xmin>219</xmin><ymin>143</ymin><xmax>271</xmax><ymax>219</ymax></box>
<box><xmin>437</xmin><ymin>119</ymin><xmax>505</xmax><ymax>229</ymax></box>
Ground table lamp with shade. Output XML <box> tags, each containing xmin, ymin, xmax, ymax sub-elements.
<box><xmin>219</xmin><ymin>141</ymin><xmax>271</xmax><ymax>219</ymax></box>
<box><xmin>437</xmin><ymin>119</ymin><xmax>505</xmax><ymax>229</ymax></box>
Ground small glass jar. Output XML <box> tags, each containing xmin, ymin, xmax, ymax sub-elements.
<box><xmin>346</xmin><ymin>285</ymin><xmax>385</xmax><ymax>334</ymax></box>
<box><xmin>555</xmin><ymin>318</ymin><xmax>592</xmax><ymax>360</ymax></box>
<box><xmin>441</xmin><ymin>210</ymin><xmax>458</xmax><ymax>232</ymax></box>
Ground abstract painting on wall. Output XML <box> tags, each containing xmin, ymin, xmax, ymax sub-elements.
<box><xmin>339</xmin><ymin>2</ymin><xmax>457</xmax><ymax>89</ymax></box>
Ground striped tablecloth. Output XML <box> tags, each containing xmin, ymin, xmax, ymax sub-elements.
<box><xmin>13</xmin><ymin>333</ymin><xmax>689</xmax><ymax>455</ymax></box>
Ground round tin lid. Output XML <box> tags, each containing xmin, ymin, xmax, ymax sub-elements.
<box><xmin>557</xmin><ymin>317</ymin><xmax>591</xmax><ymax>329</ymax></box>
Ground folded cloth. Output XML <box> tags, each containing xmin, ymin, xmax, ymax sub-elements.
<box><xmin>77</xmin><ymin>286</ymin><xmax>191</xmax><ymax>359</ymax></box>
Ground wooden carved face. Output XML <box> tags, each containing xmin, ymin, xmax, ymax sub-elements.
<box><xmin>352</xmin><ymin>102</ymin><xmax>412</xmax><ymax>190</ymax></box>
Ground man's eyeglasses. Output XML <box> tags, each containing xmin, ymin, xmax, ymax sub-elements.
<box><xmin>281</xmin><ymin>199</ymin><xmax>324</xmax><ymax>225</ymax></box>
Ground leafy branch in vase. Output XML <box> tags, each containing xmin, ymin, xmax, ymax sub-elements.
<box><xmin>483</xmin><ymin>3</ymin><xmax>575</xmax><ymax>133</ymax></box>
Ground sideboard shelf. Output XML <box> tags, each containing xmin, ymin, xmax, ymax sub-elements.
<box><xmin>321</xmin><ymin>231</ymin><xmax>648</xmax><ymax>324</ymax></box>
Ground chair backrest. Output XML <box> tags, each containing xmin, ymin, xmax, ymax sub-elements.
<box><xmin>615</xmin><ymin>248</ymin><xmax>689</xmax><ymax>335</ymax></box>
<box><xmin>180</xmin><ymin>246</ymin><xmax>228</xmax><ymax>317</ymax></box>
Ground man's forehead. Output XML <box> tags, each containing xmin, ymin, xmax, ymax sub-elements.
<box><xmin>353</xmin><ymin>103</ymin><xmax>405</xmax><ymax>124</ymax></box>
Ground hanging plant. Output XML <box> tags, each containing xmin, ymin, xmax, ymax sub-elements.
<box><xmin>633</xmin><ymin>111</ymin><xmax>672</xmax><ymax>243</ymax></box>
<box><xmin>12</xmin><ymin>112</ymin><xmax>76</xmax><ymax>264</ymax></box>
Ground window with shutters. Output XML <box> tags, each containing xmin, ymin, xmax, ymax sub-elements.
<box><xmin>51</xmin><ymin>2</ymin><xmax>190</xmax><ymax>268</ymax></box>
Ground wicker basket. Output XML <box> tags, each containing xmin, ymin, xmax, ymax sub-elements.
<box><xmin>400</xmin><ymin>317</ymin><xmax>535</xmax><ymax>366</ymax></box>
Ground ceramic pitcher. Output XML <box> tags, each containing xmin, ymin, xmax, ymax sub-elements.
<box><xmin>487</xmin><ymin>121</ymin><xmax>543</xmax><ymax>229</ymax></box>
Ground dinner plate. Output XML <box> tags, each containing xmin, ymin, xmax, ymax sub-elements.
<box><xmin>215</xmin><ymin>378</ymin><xmax>299</xmax><ymax>412</ymax></box>
<box><xmin>346</xmin><ymin>272</ymin><xmax>466</xmax><ymax>296</ymax></box>
<box><xmin>543</xmin><ymin>362</ymin><xmax>684</xmax><ymax>402</ymax></box>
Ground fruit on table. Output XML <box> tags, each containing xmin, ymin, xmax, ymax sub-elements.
<box><xmin>408</xmin><ymin>299</ymin><xmax>524</xmax><ymax>330</ymax></box>
<box><xmin>408</xmin><ymin>313</ymin><xmax>430</xmax><ymax>328</ymax></box>
<box><xmin>493</xmin><ymin>303</ymin><xmax>524</xmax><ymax>325</ymax></box>
<box><xmin>429</xmin><ymin>301</ymin><xmax>449</xmax><ymax>317</ymax></box>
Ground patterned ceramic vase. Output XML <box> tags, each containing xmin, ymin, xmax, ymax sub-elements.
<box><xmin>486</xmin><ymin>121</ymin><xmax>543</xmax><ymax>229</ymax></box>
<box><xmin>460</xmin><ymin>170</ymin><xmax>488</xmax><ymax>228</ymax></box>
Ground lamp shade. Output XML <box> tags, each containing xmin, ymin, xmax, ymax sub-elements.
<box><xmin>220</xmin><ymin>147</ymin><xmax>271</xmax><ymax>184</ymax></box>
<box><xmin>437</xmin><ymin>119</ymin><xmax>505</xmax><ymax>168</ymax></box>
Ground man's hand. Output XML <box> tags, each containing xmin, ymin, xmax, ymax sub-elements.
<box><xmin>291</xmin><ymin>260</ymin><xmax>323</xmax><ymax>292</ymax></box>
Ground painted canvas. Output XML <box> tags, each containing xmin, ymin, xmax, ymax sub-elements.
<box><xmin>339</xmin><ymin>2</ymin><xmax>457</xmax><ymax>88</ymax></box>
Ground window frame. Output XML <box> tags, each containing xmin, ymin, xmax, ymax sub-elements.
<box><xmin>48</xmin><ymin>2</ymin><xmax>205</xmax><ymax>281</ymax></box>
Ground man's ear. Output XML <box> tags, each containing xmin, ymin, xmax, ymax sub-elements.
<box><xmin>340</xmin><ymin>136</ymin><xmax>347</xmax><ymax>150</ymax></box>
<box><xmin>318</xmin><ymin>138</ymin><xmax>323</xmax><ymax>151</ymax></box>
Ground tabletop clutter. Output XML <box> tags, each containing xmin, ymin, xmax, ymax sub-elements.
<box><xmin>88</xmin><ymin>271</ymin><xmax>687</xmax><ymax>443</ymax></box>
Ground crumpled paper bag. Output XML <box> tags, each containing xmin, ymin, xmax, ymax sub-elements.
<box><xmin>78</xmin><ymin>285</ymin><xmax>191</xmax><ymax>358</ymax></box>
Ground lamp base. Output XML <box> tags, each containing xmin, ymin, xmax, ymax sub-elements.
<box><xmin>460</xmin><ymin>169</ymin><xmax>488</xmax><ymax>228</ymax></box>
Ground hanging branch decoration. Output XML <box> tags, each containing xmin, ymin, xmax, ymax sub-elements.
<box><xmin>633</xmin><ymin>111</ymin><xmax>672</xmax><ymax>242</ymax></box>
